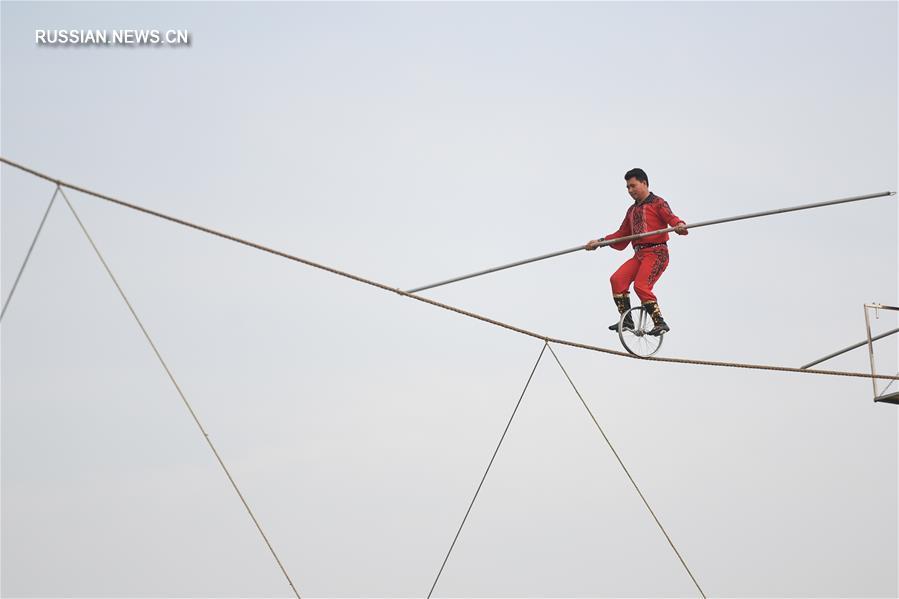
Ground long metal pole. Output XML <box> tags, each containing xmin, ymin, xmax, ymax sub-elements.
<box><xmin>800</xmin><ymin>327</ymin><xmax>899</xmax><ymax>370</ymax></box>
<box><xmin>406</xmin><ymin>191</ymin><xmax>896</xmax><ymax>294</ymax></box>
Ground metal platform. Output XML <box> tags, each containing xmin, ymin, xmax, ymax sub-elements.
<box><xmin>874</xmin><ymin>391</ymin><xmax>899</xmax><ymax>405</ymax></box>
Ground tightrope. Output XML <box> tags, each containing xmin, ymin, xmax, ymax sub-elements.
<box><xmin>2</xmin><ymin>156</ymin><xmax>896</xmax><ymax>382</ymax></box>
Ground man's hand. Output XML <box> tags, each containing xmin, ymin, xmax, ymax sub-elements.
<box><xmin>674</xmin><ymin>222</ymin><xmax>688</xmax><ymax>235</ymax></box>
<box><xmin>585</xmin><ymin>238</ymin><xmax>603</xmax><ymax>251</ymax></box>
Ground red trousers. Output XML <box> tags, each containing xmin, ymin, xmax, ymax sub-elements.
<box><xmin>610</xmin><ymin>245</ymin><xmax>669</xmax><ymax>303</ymax></box>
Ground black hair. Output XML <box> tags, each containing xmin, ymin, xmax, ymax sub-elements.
<box><xmin>624</xmin><ymin>168</ymin><xmax>649</xmax><ymax>185</ymax></box>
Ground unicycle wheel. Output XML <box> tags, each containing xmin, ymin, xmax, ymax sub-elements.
<box><xmin>617</xmin><ymin>305</ymin><xmax>664</xmax><ymax>358</ymax></box>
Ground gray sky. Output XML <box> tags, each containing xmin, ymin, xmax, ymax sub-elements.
<box><xmin>2</xmin><ymin>1</ymin><xmax>897</xmax><ymax>597</ymax></box>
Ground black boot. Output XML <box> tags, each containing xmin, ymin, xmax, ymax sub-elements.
<box><xmin>608</xmin><ymin>294</ymin><xmax>635</xmax><ymax>331</ymax></box>
<box><xmin>643</xmin><ymin>301</ymin><xmax>670</xmax><ymax>336</ymax></box>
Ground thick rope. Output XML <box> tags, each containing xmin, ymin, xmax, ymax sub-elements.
<box><xmin>1</xmin><ymin>157</ymin><xmax>896</xmax><ymax>383</ymax></box>
<box><xmin>546</xmin><ymin>343</ymin><xmax>706</xmax><ymax>598</ymax></box>
<box><xmin>1</xmin><ymin>185</ymin><xmax>59</xmax><ymax>322</ymax></box>
<box><xmin>427</xmin><ymin>342</ymin><xmax>547</xmax><ymax>598</ymax></box>
<box><xmin>57</xmin><ymin>188</ymin><xmax>302</xmax><ymax>599</ymax></box>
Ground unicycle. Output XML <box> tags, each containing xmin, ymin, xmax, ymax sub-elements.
<box><xmin>617</xmin><ymin>305</ymin><xmax>664</xmax><ymax>357</ymax></box>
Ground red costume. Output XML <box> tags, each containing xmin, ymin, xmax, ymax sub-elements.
<box><xmin>604</xmin><ymin>193</ymin><xmax>686</xmax><ymax>303</ymax></box>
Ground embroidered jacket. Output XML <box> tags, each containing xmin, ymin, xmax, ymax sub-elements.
<box><xmin>604</xmin><ymin>193</ymin><xmax>687</xmax><ymax>250</ymax></box>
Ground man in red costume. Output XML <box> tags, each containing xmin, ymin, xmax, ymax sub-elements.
<box><xmin>586</xmin><ymin>168</ymin><xmax>688</xmax><ymax>335</ymax></box>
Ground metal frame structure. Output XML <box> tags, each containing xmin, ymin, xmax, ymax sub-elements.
<box><xmin>864</xmin><ymin>303</ymin><xmax>899</xmax><ymax>404</ymax></box>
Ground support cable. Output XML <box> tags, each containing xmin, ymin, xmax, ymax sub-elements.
<box><xmin>1</xmin><ymin>157</ymin><xmax>896</xmax><ymax>383</ymax></box>
<box><xmin>546</xmin><ymin>343</ymin><xmax>706</xmax><ymax>598</ymax></box>
<box><xmin>1</xmin><ymin>185</ymin><xmax>59</xmax><ymax>322</ymax></box>
<box><xmin>57</xmin><ymin>188</ymin><xmax>302</xmax><ymax>599</ymax></box>
<box><xmin>427</xmin><ymin>342</ymin><xmax>547</xmax><ymax>598</ymax></box>
<box><xmin>879</xmin><ymin>372</ymin><xmax>899</xmax><ymax>397</ymax></box>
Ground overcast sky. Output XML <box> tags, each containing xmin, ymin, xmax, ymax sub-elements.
<box><xmin>2</xmin><ymin>2</ymin><xmax>897</xmax><ymax>597</ymax></box>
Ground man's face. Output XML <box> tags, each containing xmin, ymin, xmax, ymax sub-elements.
<box><xmin>626</xmin><ymin>177</ymin><xmax>650</xmax><ymax>201</ymax></box>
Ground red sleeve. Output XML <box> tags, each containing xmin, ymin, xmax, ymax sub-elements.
<box><xmin>603</xmin><ymin>208</ymin><xmax>633</xmax><ymax>251</ymax></box>
<box><xmin>657</xmin><ymin>199</ymin><xmax>687</xmax><ymax>235</ymax></box>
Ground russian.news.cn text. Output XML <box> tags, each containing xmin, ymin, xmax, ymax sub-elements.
<box><xmin>36</xmin><ymin>29</ymin><xmax>191</xmax><ymax>46</ymax></box>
